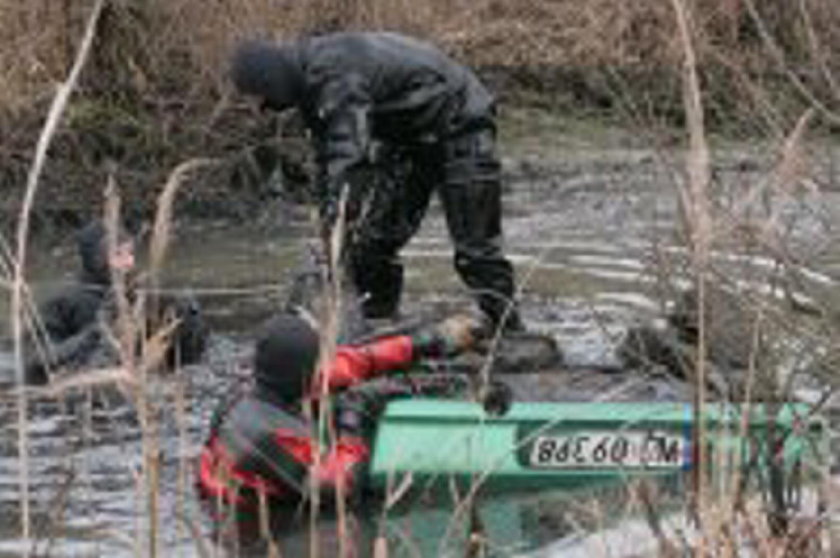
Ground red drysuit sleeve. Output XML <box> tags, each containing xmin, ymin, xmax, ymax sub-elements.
<box><xmin>313</xmin><ymin>335</ymin><xmax>415</xmax><ymax>393</ymax></box>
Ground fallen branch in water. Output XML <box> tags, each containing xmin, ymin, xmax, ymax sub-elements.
<box><xmin>0</xmin><ymin>367</ymin><xmax>136</xmax><ymax>403</ymax></box>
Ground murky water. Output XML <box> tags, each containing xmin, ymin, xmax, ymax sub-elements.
<box><xmin>1</xmin><ymin>143</ymin><xmax>839</xmax><ymax>556</ymax></box>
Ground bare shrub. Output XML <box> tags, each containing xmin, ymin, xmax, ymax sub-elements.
<box><xmin>2</xmin><ymin>0</ymin><xmax>837</xmax><ymax>223</ymax></box>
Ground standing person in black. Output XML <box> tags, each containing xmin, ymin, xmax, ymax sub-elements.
<box><xmin>230</xmin><ymin>32</ymin><xmax>524</xmax><ymax>332</ymax></box>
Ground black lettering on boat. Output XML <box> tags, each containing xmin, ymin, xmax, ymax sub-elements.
<box><xmin>536</xmin><ymin>438</ymin><xmax>557</xmax><ymax>464</ymax></box>
<box><xmin>573</xmin><ymin>436</ymin><xmax>589</xmax><ymax>463</ymax></box>
<box><xmin>610</xmin><ymin>437</ymin><xmax>629</xmax><ymax>463</ymax></box>
<box><xmin>644</xmin><ymin>433</ymin><xmax>681</xmax><ymax>465</ymax></box>
<box><xmin>660</xmin><ymin>437</ymin><xmax>681</xmax><ymax>463</ymax></box>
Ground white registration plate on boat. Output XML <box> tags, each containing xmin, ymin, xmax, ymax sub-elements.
<box><xmin>529</xmin><ymin>430</ymin><xmax>688</xmax><ymax>469</ymax></box>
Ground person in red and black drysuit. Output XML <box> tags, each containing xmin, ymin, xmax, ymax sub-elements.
<box><xmin>197</xmin><ymin>313</ymin><xmax>480</xmax><ymax>516</ymax></box>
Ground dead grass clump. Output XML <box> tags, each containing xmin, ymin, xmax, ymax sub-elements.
<box><xmin>3</xmin><ymin>0</ymin><xmax>839</xmax><ymax>226</ymax></box>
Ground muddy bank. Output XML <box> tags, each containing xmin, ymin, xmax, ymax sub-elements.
<box><xmin>0</xmin><ymin>104</ymin><xmax>663</xmax><ymax>241</ymax></box>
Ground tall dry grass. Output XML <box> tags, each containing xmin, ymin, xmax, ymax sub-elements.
<box><xmin>2</xmin><ymin>1</ymin><xmax>216</xmax><ymax>548</ymax></box>
<box><xmin>671</xmin><ymin>0</ymin><xmax>713</xmax><ymax>541</ymax></box>
<box><xmin>637</xmin><ymin>0</ymin><xmax>836</xmax><ymax>555</ymax></box>
<box><xmin>1</xmin><ymin>0</ymin><xmax>838</xmax><ymax>226</ymax></box>
<box><xmin>9</xmin><ymin>0</ymin><xmax>106</xmax><ymax>540</ymax></box>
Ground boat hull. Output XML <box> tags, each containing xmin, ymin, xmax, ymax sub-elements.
<box><xmin>368</xmin><ymin>400</ymin><xmax>822</xmax><ymax>495</ymax></box>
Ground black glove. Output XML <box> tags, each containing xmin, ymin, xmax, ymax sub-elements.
<box><xmin>165</xmin><ymin>295</ymin><xmax>208</xmax><ymax>367</ymax></box>
<box><xmin>482</xmin><ymin>381</ymin><xmax>513</xmax><ymax>417</ymax></box>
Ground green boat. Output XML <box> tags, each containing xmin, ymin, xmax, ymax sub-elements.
<box><xmin>368</xmin><ymin>400</ymin><xmax>824</xmax><ymax>496</ymax></box>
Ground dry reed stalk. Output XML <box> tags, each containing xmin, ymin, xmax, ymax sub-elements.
<box><xmin>721</xmin><ymin>110</ymin><xmax>815</xmax><ymax>247</ymax></box>
<box><xmin>106</xmin><ymin>177</ymin><xmax>202</xmax><ymax>556</ymax></box>
<box><xmin>124</xmin><ymin>158</ymin><xmax>211</xmax><ymax>557</ymax></box>
<box><xmin>320</xmin><ymin>187</ymin><xmax>353</xmax><ymax>558</ymax></box>
<box><xmin>0</xmin><ymin>236</ymin><xmax>60</xmax><ymax>385</ymax></box>
<box><xmin>304</xmin><ymin>191</ymin><xmax>349</xmax><ymax>558</ymax></box>
<box><xmin>670</xmin><ymin>0</ymin><xmax>712</xmax><ymax>547</ymax></box>
<box><xmin>741</xmin><ymin>0</ymin><xmax>840</xmax><ymax>127</ymax></box>
<box><xmin>726</xmin><ymin>111</ymin><xmax>820</xmax><ymax>547</ymax></box>
<box><xmin>724</xmin><ymin>311</ymin><xmax>766</xmax><ymax>535</ymax></box>
<box><xmin>436</xmin><ymin>485</ymin><xmax>473</xmax><ymax>558</ymax></box>
<box><xmin>373</xmin><ymin>535</ymin><xmax>389</xmax><ymax>558</ymax></box>
<box><xmin>636</xmin><ymin>481</ymin><xmax>682</xmax><ymax>557</ymax></box>
<box><xmin>476</xmin><ymin>244</ymin><xmax>547</xmax><ymax>401</ymax></box>
<box><xmin>174</xmin><ymin>510</ymin><xmax>213</xmax><ymax>558</ymax></box>
<box><xmin>373</xmin><ymin>472</ymin><xmax>415</xmax><ymax>558</ymax></box>
<box><xmin>9</xmin><ymin>0</ymin><xmax>105</xmax><ymax>543</ymax></box>
<box><xmin>104</xmin><ymin>184</ymin><xmax>135</xmax><ymax>373</ymax></box>
<box><xmin>796</xmin><ymin>0</ymin><xmax>840</xmax><ymax>101</ymax></box>
<box><xmin>148</xmin><ymin>158</ymin><xmax>215</xmax><ymax>297</ymax></box>
<box><xmin>39</xmin><ymin>367</ymin><xmax>135</xmax><ymax>396</ymax></box>
<box><xmin>103</xmin><ymin>182</ymin><xmax>163</xmax><ymax>558</ymax></box>
<box><xmin>174</xmin><ymin>375</ymin><xmax>188</xmax><ymax>544</ymax></box>
<box><xmin>132</xmin><ymin>444</ymin><xmax>145</xmax><ymax>558</ymax></box>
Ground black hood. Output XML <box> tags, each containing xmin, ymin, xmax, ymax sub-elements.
<box><xmin>76</xmin><ymin>220</ymin><xmax>132</xmax><ymax>286</ymax></box>
<box><xmin>230</xmin><ymin>39</ymin><xmax>304</xmax><ymax>112</ymax></box>
<box><xmin>76</xmin><ymin>221</ymin><xmax>111</xmax><ymax>285</ymax></box>
<box><xmin>253</xmin><ymin>313</ymin><xmax>320</xmax><ymax>404</ymax></box>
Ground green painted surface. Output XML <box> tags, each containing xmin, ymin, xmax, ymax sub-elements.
<box><xmin>368</xmin><ymin>400</ymin><xmax>823</xmax><ymax>495</ymax></box>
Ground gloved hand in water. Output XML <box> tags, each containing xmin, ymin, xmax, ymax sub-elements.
<box><xmin>412</xmin><ymin>314</ymin><xmax>486</xmax><ymax>358</ymax></box>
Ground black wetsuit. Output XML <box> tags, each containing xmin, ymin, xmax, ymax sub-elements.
<box><xmin>25</xmin><ymin>222</ymin><xmax>207</xmax><ymax>384</ymax></box>
<box><xmin>233</xmin><ymin>32</ymin><xmax>521</xmax><ymax>329</ymax></box>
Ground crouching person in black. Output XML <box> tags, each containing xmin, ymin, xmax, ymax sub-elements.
<box><xmin>25</xmin><ymin>219</ymin><xmax>208</xmax><ymax>385</ymax></box>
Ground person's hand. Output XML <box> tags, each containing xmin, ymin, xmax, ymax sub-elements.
<box><xmin>482</xmin><ymin>381</ymin><xmax>513</xmax><ymax>417</ymax></box>
<box><xmin>435</xmin><ymin>314</ymin><xmax>485</xmax><ymax>353</ymax></box>
<box><xmin>412</xmin><ymin>314</ymin><xmax>487</xmax><ymax>358</ymax></box>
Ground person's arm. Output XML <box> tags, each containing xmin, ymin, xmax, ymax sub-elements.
<box><xmin>39</xmin><ymin>293</ymin><xmax>81</xmax><ymax>343</ymax></box>
<box><xmin>315</xmin><ymin>335</ymin><xmax>415</xmax><ymax>392</ymax></box>
<box><xmin>25</xmin><ymin>323</ymin><xmax>103</xmax><ymax>385</ymax></box>
<box><xmin>314</xmin><ymin>315</ymin><xmax>481</xmax><ymax>393</ymax></box>
<box><xmin>309</xmin><ymin>71</ymin><xmax>372</xmax><ymax>227</ymax></box>
<box><xmin>24</xmin><ymin>295</ymin><xmax>101</xmax><ymax>385</ymax></box>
